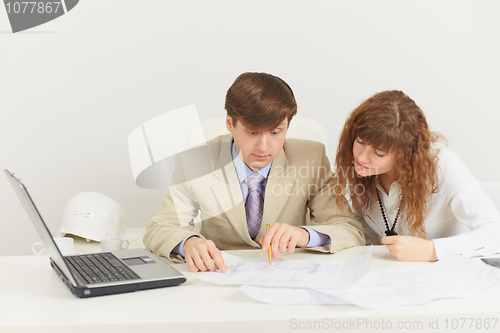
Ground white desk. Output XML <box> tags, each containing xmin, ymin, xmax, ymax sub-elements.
<box><xmin>2</xmin><ymin>246</ymin><xmax>500</xmax><ymax>333</ymax></box>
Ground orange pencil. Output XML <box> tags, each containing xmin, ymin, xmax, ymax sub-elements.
<box><xmin>266</xmin><ymin>224</ymin><xmax>272</xmax><ymax>264</ymax></box>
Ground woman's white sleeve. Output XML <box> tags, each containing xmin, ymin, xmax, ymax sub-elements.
<box><xmin>432</xmin><ymin>149</ymin><xmax>500</xmax><ymax>258</ymax></box>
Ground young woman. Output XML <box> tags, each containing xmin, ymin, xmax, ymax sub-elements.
<box><xmin>335</xmin><ymin>90</ymin><xmax>500</xmax><ymax>261</ymax></box>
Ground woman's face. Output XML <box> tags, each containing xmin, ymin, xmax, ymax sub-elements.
<box><xmin>352</xmin><ymin>137</ymin><xmax>397</xmax><ymax>177</ymax></box>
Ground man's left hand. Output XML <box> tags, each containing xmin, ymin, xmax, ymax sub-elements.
<box><xmin>259</xmin><ymin>223</ymin><xmax>310</xmax><ymax>261</ymax></box>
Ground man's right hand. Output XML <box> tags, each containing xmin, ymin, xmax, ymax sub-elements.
<box><xmin>183</xmin><ymin>237</ymin><xmax>227</xmax><ymax>273</ymax></box>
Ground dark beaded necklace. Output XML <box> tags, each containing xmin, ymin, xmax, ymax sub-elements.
<box><xmin>376</xmin><ymin>189</ymin><xmax>401</xmax><ymax>236</ymax></box>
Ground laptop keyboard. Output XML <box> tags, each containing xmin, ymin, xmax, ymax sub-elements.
<box><xmin>66</xmin><ymin>253</ymin><xmax>140</xmax><ymax>284</ymax></box>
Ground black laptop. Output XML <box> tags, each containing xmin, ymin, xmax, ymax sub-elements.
<box><xmin>5</xmin><ymin>169</ymin><xmax>186</xmax><ymax>298</ymax></box>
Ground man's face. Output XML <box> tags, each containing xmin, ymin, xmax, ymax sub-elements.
<box><xmin>226</xmin><ymin>115</ymin><xmax>288</xmax><ymax>171</ymax></box>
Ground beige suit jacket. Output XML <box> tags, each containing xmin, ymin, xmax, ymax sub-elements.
<box><xmin>144</xmin><ymin>134</ymin><xmax>364</xmax><ymax>262</ymax></box>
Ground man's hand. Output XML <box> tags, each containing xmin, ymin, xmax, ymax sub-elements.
<box><xmin>381</xmin><ymin>235</ymin><xmax>438</xmax><ymax>262</ymax></box>
<box><xmin>258</xmin><ymin>223</ymin><xmax>310</xmax><ymax>261</ymax></box>
<box><xmin>183</xmin><ymin>237</ymin><xmax>227</xmax><ymax>273</ymax></box>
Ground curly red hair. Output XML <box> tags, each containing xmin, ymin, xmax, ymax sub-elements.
<box><xmin>335</xmin><ymin>90</ymin><xmax>441</xmax><ymax>237</ymax></box>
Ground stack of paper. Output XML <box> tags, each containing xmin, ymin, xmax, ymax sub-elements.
<box><xmin>198</xmin><ymin>249</ymin><xmax>371</xmax><ymax>290</ymax></box>
<box><xmin>197</xmin><ymin>250</ymin><xmax>500</xmax><ymax>309</ymax></box>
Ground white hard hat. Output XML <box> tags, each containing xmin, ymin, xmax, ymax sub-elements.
<box><xmin>61</xmin><ymin>192</ymin><xmax>127</xmax><ymax>242</ymax></box>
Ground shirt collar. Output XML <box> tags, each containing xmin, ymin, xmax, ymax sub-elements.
<box><xmin>231</xmin><ymin>140</ymin><xmax>272</xmax><ymax>183</ymax></box>
<box><xmin>375</xmin><ymin>177</ymin><xmax>403</xmax><ymax>211</ymax></box>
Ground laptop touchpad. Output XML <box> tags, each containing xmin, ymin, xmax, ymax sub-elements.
<box><xmin>122</xmin><ymin>256</ymin><xmax>156</xmax><ymax>266</ymax></box>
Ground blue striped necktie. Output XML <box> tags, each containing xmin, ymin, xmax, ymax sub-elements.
<box><xmin>245</xmin><ymin>172</ymin><xmax>265</xmax><ymax>239</ymax></box>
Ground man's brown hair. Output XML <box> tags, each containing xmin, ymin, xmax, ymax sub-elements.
<box><xmin>225</xmin><ymin>72</ymin><xmax>297</xmax><ymax>130</ymax></box>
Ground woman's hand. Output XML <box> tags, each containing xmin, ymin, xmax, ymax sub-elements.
<box><xmin>381</xmin><ymin>235</ymin><xmax>438</xmax><ymax>262</ymax></box>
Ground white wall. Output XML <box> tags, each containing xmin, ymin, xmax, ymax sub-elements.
<box><xmin>1</xmin><ymin>0</ymin><xmax>499</xmax><ymax>255</ymax></box>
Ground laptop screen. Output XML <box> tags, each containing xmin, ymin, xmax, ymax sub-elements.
<box><xmin>4</xmin><ymin>169</ymin><xmax>77</xmax><ymax>287</ymax></box>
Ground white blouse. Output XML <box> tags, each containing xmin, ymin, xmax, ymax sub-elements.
<box><xmin>358</xmin><ymin>143</ymin><xmax>500</xmax><ymax>259</ymax></box>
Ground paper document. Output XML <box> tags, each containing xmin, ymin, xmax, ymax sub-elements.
<box><xmin>239</xmin><ymin>285</ymin><xmax>349</xmax><ymax>305</ymax></box>
<box><xmin>197</xmin><ymin>249</ymin><xmax>371</xmax><ymax>290</ymax></box>
<box><xmin>239</xmin><ymin>252</ymin><xmax>500</xmax><ymax>309</ymax></box>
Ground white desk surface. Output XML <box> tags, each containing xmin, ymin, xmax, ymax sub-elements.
<box><xmin>2</xmin><ymin>238</ymin><xmax>500</xmax><ymax>333</ymax></box>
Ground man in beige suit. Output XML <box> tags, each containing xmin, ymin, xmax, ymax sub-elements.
<box><xmin>144</xmin><ymin>72</ymin><xmax>364</xmax><ymax>273</ymax></box>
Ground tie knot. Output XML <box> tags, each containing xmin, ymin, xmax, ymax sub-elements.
<box><xmin>245</xmin><ymin>172</ymin><xmax>265</xmax><ymax>188</ymax></box>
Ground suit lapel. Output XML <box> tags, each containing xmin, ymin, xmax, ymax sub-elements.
<box><xmin>209</xmin><ymin>135</ymin><xmax>254</xmax><ymax>244</ymax></box>
<box><xmin>258</xmin><ymin>148</ymin><xmax>295</xmax><ymax>237</ymax></box>
<box><xmin>206</xmin><ymin>135</ymin><xmax>296</xmax><ymax>243</ymax></box>
<box><xmin>210</xmin><ymin>136</ymin><xmax>244</xmax><ymax>209</ymax></box>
